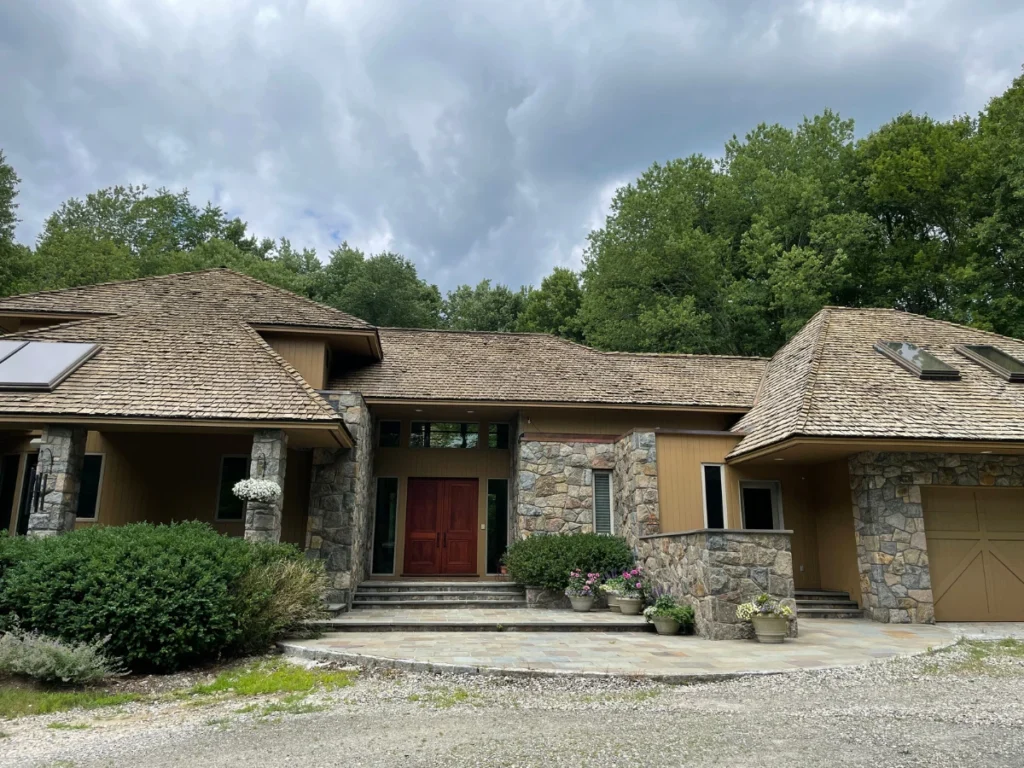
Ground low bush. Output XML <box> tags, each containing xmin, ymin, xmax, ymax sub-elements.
<box><xmin>0</xmin><ymin>628</ymin><xmax>121</xmax><ymax>685</ymax></box>
<box><xmin>503</xmin><ymin>533</ymin><xmax>634</xmax><ymax>591</ymax></box>
<box><xmin>0</xmin><ymin>522</ymin><xmax>323</xmax><ymax>673</ymax></box>
<box><xmin>235</xmin><ymin>559</ymin><xmax>328</xmax><ymax>655</ymax></box>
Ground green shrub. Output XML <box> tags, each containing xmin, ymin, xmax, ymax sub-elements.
<box><xmin>503</xmin><ymin>533</ymin><xmax>634</xmax><ymax>591</ymax></box>
<box><xmin>235</xmin><ymin>559</ymin><xmax>328</xmax><ymax>655</ymax></box>
<box><xmin>0</xmin><ymin>627</ymin><xmax>121</xmax><ymax>685</ymax></box>
<box><xmin>0</xmin><ymin>522</ymin><xmax>304</xmax><ymax>672</ymax></box>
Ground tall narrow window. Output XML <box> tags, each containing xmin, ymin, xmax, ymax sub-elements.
<box><xmin>488</xmin><ymin>423</ymin><xmax>510</xmax><ymax>449</ymax></box>
<box><xmin>486</xmin><ymin>479</ymin><xmax>509</xmax><ymax>574</ymax></box>
<box><xmin>372</xmin><ymin>477</ymin><xmax>399</xmax><ymax>575</ymax></box>
<box><xmin>741</xmin><ymin>481</ymin><xmax>783</xmax><ymax>530</ymax></box>
<box><xmin>378</xmin><ymin>421</ymin><xmax>401</xmax><ymax>447</ymax></box>
<box><xmin>216</xmin><ymin>456</ymin><xmax>249</xmax><ymax>521</ymax></box>
<box><xmin>702</xmin><ymin>464</ymin><xmax>725</xmax><ymax>529</ymax></box>
<box><xmin>75</xmin><ymin>454</ymin><xmax>104</xmax><ymax>519</ymax></box>
<box><xmin>0</xmin><ymin>454</ymin><xmax>20</xmax><ymax>532</ymax></box>
<box><xmin>593</xmin><ymin>471</ymin><xmax>613</xmax><ymax>535</ymax></box>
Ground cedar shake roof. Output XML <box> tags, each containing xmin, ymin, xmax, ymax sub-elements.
<box><xmin>0</xmin><ymin>269</ymin><xmax>373</xmax><ymax>330</ymax></box>
<box><xmin>329</xmin><ymin>328</ymin><xmax>769</xmax><ymax>408</ymax></box>
<box><xmin>730</xmin><ymin>307</ymin><xmax>1024</xmax><ymax>457</ymax></box>
<box><xmin>0</xmin><ymin>270</ymin><xmax>352</xmax><ymax>423</ymax></box>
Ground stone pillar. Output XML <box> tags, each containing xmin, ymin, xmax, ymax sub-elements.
<box><xmin>244</xmin><ymin>429</ymin><xmax>288</xmax><ymax>543</ymax></box>
<box><xmin>612</xmin><ymin>430</ymin><xmax>660</xmax><ymax>554</ymax></box>
<box><xmin>27</xmin><ymin>425</ymin><xmax>87</xmax><ymax>537</ymax></box>
<box><xmin>305</xmin><ymin>392</ymin><xmax>373</xmax><ymax>606</ymax></box>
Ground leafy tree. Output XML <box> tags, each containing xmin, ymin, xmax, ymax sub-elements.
<box><xmin>443</xmin><ymin>279</ymin><xmax>526</xmax><ymax>332</ymax></box>
<box><xmin>516</xmin><ymin>267</ymin><xmax>584</xmax><ymax>339</ymax></box>
<box><xmin>0</xmin><ymin>151</ymin><xmax>36</xmax><ymax>297</ymax></box>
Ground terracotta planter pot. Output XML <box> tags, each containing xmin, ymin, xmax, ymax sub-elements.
<box><xmin>568</xmin><ymin>595</ymin><xmax>595</xmax><ymax>613</ymax></box>
<box><xmin>618</xmin><ymin>597</ymin><xmax>642</xmax><ymax>616</ymax></box>
<box><xmin>606</xmin><ymin>594</ymin><xmax>622</xmax><ymax>613</ymax></box>
<box><xmin>651</xmin><ymin>616</ymin><xmax>680</xmax><ymax>636</ymax></box>
<box><xmin>751</xmin><ymin>615</ymin><xmax>789</xmax><ymax>644</ymax></box>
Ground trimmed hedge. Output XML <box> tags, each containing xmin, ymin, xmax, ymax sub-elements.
<box><xmin>0</xmin><ymin>523</ymin><xmax>323</xmax><ymax>673</ymax></box>
<box><xmin>503</xmin><ymin>533</ymin><xmax>634</xmax><ymax>591</ymax></box>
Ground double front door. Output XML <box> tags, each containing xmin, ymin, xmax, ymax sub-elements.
<box><xmin>404</xmin><ymin>478</ymin><xmax>478</xmax><ymax>576</ymax></box>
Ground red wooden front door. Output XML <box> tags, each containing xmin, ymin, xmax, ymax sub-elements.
<box><xmin>403</xmin><ymin>478</ymin><xmax>478</xmax><ymax>576</ymax></box>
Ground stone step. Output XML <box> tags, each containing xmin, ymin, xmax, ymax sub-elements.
<box><xmin>794</xmin><ymin>589</ymin><xmax>853</xmax><ymax>599</ymax></box>
<box><xmin>311</xmin><ymin>618</ymin><xmax>652</xmax><ymax>633</ymax></box>
<box><xmin>796</xmin><ymin>600</ymin><xmax>860</xmax><ymax>610</ymax></box>
<box><xmin>358</xmin><ymin>582</ymin><xmax>523</xmax><ymax>593</ymax></box>
<box><xmin>354</xmin><ymin>590</ymin><xmax>526</xmax><ymax>601</ymax></box>
<box><xmin>352</xmin><ymin>599</ymin><xmax>527</xmax><ymax>609</ymax></box>
<box><xmin>797</xmin><ymin>608</ymin><xmax>864</xmax><ymax>619</ymax></box>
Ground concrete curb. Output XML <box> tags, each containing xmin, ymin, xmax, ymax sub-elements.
<box><xmin>277</xmin><ymin>632</ymin><xmax>959</xmax><ymax>685</ymax></box>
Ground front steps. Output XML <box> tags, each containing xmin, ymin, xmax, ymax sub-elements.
<box><xmin>352</xmin><ymin>581</ymin><xmax>527</xmax><ymax>609</ymax></box>
<box><xmin>795</xmin><ymin>589</ymin><xmax>864</xmax><ymax>619</ymax></box>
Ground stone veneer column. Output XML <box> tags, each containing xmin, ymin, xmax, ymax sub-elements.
<box><xmin>244</xmin><ymin>429</ymin><xmax>288</xmax><ymax>543</ymax></box>
<box><xmin>27</xmin><ymin>425</ymin><xmax>87</xmax><ymax>537</ymax></box>
<box><xmin>305</xmin><ymin>392</ymin><xmax>373</xmax><ymax>606</ymax></box>
<box><xmin>846</xmin><ymin>451</ymin><xmax>1024</xmax><ymax>624</ymax></box>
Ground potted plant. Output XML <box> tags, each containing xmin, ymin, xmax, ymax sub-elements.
<box><xmin>617</xmin><ymin>567</ymin><xmax>645</xmax><ymax>615</ymax></box>
<box><xmin>564</xmin><ymin>570</ymin><xmax>600</xmax><ymax>612</ymax></box>
<box><xmin>601</xmin><ymin>576</ymin><xmax>625</xmax><ymax>612</ymax></box>
<box><xmin>736</xmin><ymin>593</ymin><xmax>794</xmax><ymax>644</ymax></box>
<box><xmin>643</xmin><ymin>595</ymin><xmax>695</xmax><ymax>636</ymax></box>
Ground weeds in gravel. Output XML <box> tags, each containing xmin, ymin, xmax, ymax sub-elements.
<box><xmin>189</xmin><ymin>659</ymin><xmax>356</xmax><ymax>697</ymax></box>
<box><xmin>46</xmin><ymin>722</ymin><xmax>90</xmax><ymax>730</ymax></box>
<box><xmin>0</xmin><ymin>685</ymin><xmax>140</xmax><ymax>719</ymax></box>
<box><xmin>407</xmin><ymin>686</ymin><xmax>476</xmax><ymax>708</ymax></box>
<box><xmin>920</xmin><ymin>639</ymin><xmax>1024</xmax><ymax>677</ymax></box>
<box><xmin>235</xmin><ymin>692</ymin><xmax>327</xmax><ymax>717</ymax></box>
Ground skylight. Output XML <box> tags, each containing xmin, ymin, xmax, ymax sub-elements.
<box><xmin>0</xmin><ymin>341</ymin><xmax>99</xmax><ymax>391</ymax></box>
<box><xmin>955</xmin><ymin>344</ymin><xmax>1024</xmax><ymax>382</ymax></box>
<box><xmin>874</xmin><ymin>341</ymin><xmax>960</xmax><ymax>381</ymax></box>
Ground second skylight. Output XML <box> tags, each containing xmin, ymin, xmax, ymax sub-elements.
<box><xmin>875</xmin><ymin>341</ymin><xmax>960</xmax><ymax>381</ymax></box>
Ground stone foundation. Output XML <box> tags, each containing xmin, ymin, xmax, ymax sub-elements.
<box><xmin>638</xmin><ymin>530</ymin><xmax>797</xmax><ymax>640</ymax></box>
<box><xmin>306</xmin><ymin>392</ymin><xmax>374</xmax><ymax>606</ymax></box>
<box><xmin>849</xmin><ymin>451</ymin><xmax>1024</xmax><ymax>624</ymax></box>
<box><xmin>27</xmin><ymin>425</ymin><xmax>86</xmax><ymax>537</ymax></box>
<box><xmin>244</xmin><ymin>429</ymin><xmax>288</xmax><ymax>543</ymax></box>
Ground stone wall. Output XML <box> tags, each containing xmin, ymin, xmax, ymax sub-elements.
<box><xmin>612</xmin><ymin>431</ymin><xmax>659</xmax><ymax>552</ymax></box>
<box><xmin>514</xmin><ymin>438</ymin><xmax>615</xmax><ymax>536</ymax></box>
<box><xmin>244</xmin><ymin>429</ymin><xmax>288</xmax><ymax>543</ymax></box>
<box><xmin>849</xmin><ymin>451</ymin><xmax>1024</xmax><ymax>624</ymax></box>
<box><xmin>305</xmin><ymin>392</ymin><xmax>374</xmax><ymax>606</ymax></box>
<box><xmin>638</xmin><ymin>530</ymin><xmax>797</xmax><ymax>639</ymax></box>
<box><xmin>27</xmin><ymin>425</ymin><xmax>86</xmax><ymax>536</ymax></box>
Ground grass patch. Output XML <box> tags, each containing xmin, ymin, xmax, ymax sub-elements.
<box><xmin>407</xmin><ymin>687</ymin><xmax>475</xmax><ymax>709</ymax></box>
<box><xmin>0</xmin><ymin>684</ymin><xmax>140</xmax><ymax>719</ymax></box>
<box><xmin>189</xmin><ymin>659</ymin><xmax>355</xmax><ymax>698</ymax></box>
<box><xmin>921</xmin><ymin>639</ymin><xmax>1024</xmax><ymax>676</ymax></box>
<box><xmin>235</xmin><ymin>692</ymin><xmax>327</xmax><ymax>717</ymax></box>
<box><xmin>47</xmin><ymin>722</ymin><xmax>91</xmax><ymax>730</ymax></box>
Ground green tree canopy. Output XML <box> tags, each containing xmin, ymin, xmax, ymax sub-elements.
<box><xmin>443</xmin><ymin>279</ymin><xmax>526</xmax><ymax>332</ymax></box>
<box><xmin>516</xmin><ymin>267</ymin><xmax>584</xmax><ymax>340</ymax></box>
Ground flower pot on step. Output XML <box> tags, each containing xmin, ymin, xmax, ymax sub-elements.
<box><xmin>569</xmin><ymin>595</ymin><xmax>595</xmax><ymax>613</ymax></box>
<box><xmin>606</xmin><ymin>594</ymin><xmax>622</xmax><ymax>613</ymax></box>
<box><xmin>651</xmin><ymin>616</ymin><xmax>680</xmax><ymax>635</ymax></box>
<box><xmin>751</xmin><ymin>615</ymin><xmax>789</xmax><ymax>644</ymax></box>
<box><xmin>618</xmin><ymin>596</ymin><xmax>642</xmax><ymax>616</ymax></box>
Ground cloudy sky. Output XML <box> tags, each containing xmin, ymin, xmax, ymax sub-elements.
<box><xmin>1</xmin><ymin>1</ymin><xmax>1022</xmax><ymax>291</ymax></box>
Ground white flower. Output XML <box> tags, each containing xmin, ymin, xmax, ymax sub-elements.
<box><xmin>232</xmin><ymin>478</ymin><xmax>282</xmax><ymax>503</ymax></box>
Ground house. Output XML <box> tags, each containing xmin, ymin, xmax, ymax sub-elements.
<box><xmin>0</xmin><ymin>269</ymin><xmax>1022</xmax><ymax>638</ymax></box>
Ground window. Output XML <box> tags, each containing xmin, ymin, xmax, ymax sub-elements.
<box><xmin>75</xmin><ymin>454</ymin><xmax>104</xmax><ymax>519</ymax></box>
<box><xmin>955</xmin><ymin>344</ymin><xmax>1024</xmax><ymax>382</ymax></box>
<box><xmin>0</xmin><ymin>454</ymin><xmax>19</xmax><ymax>532</ymax></box>
<box><xmin>486</xmin><ymin>479</ymin><xmax>509</xmax><ymax>573</ymax></box>
<box><xmin>875</xmin><ymin>341</ymin><xmax>960</xmax><ymax>380</ymax></box>
<box><xmin>216</xmin><ymin>455</ymin><xmax>249</xmax><ymax>521</ymax></box>
<box><xmin>488</xmin><ymin>423</ymin><xmax>510</xmax><ymax>449</ymax></box>
<box><xmin>740</xmin><ymin>481</ymin><xmax>784</xmax><ymax>530</ymax></box>
<box><xmin>0</xmin><ymin>341</ymin><xmax>100</xmax><ymax>391</ymax></box>
<box><xmin>15</xmin><ymin>453</ymin><xmax>38</xmax><ymax>536</ymax></box>
<box><xmin>593</xmin><ymin>471</ymin><xmax>613</xmax><ymax>535</ymax></box>
<box><xmin>372</xmin><ymin>478</ymin><xmax>399</xmax><ymax>575</ymax></box>
<box><xmin>409</xmin><ymin>421</ymin><xmax>479</xmax><ymax>449</ymax></box>
<box><xmin>378</xmin><ymin>421</ymin><xmax>401</xmax><ymax>447</ymax></box>
<box><xmin>702</xmin><ymin>464</ymin><xmax>725</xmax><ymax>529</ymax></box>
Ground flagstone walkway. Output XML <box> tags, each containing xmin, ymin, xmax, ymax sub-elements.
<box><xmin>282</xmin><ymin>618</ymin><xmax>955</xmax><ymax>682</ymax></box>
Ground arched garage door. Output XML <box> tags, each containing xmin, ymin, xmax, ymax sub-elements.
<box><xmin>922</xmin><ymin>486</ymin><xmax>1024</xmax><ymax>621</ymax></box>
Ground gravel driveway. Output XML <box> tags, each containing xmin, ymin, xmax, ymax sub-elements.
<box><xmin>5</xmin><ymin>641</ymin><xmax>1023</xmax><ymax>768</ymax></box>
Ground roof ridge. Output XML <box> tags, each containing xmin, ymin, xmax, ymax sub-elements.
<box><xmin>0</xmin><ymin>268</ymin><xmax>230</xmax><ymax>305</ymax></box>
<box><xmin>798</xmin><ymin>308</ymin><xmax>833</xmax><ymax>436</ymax></box>
<box><xmin>239</xmin><ymin>323</ymin><xmax>345</xmax><ymax>422</ymax></box>
<box><xmin>222</xmin><ymin>269</ymin><xmax>374</xmax><ymax>329</ymax></box>
<box><xmin>4</xmin><ymin>314</ymin><xmax>117</xmax><ymax>338</ymax></box>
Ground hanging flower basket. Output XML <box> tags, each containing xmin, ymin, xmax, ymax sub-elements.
<box><xmin>232</xmin><ymin>478</ymin><xmax>282</xmax><ymax>503</ymax></box>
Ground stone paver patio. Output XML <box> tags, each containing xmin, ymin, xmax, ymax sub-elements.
<box><xmin>283</xmin><ymin>618</ymin><xmax>955</xmax><ymax>681</ymax></box>
<box><xmin>313</xmin><ymin>606</ymin><xmax>647</xmax><ymax>630</ymax></box>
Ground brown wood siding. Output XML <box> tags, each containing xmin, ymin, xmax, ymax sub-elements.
<box><xmin>265</xmin><ymin>336</ymin><xmax>328</xmax><ymax>389</ymax></box>
<box><xmin>656</xmin><ymin>433</ymin><xmax>741</xmax><ymax>532</ymax></box>
<box><xmin>811</xmin><ymin>459</ymin><xmax>862</xmax><ymax>602</ymax></box>
<box><xmin>522</xmin><ymin>408</ymin><xmax>733</xmax><ymax>436</ymax></box>
<box><xmin>374</xmin><ymin>420</ymin><xmax>511</xmax><ymax>577</ymax></box>
<box><xmin>281</xmin><ymin>448</ymin><xmax>312</xmax><ymax>547</ymax></box>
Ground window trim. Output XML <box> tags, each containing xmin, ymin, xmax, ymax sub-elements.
<box><xmin>592</xmin><ymin>470</ymin><xmax>615</xmax><ymax>535</ymax></box>
<box><xmin>370</xmin><ymin>476</ymin><xmax>400</xmax><ymax>576</ymax></box>
<box><xmin>74</xmin><ymin>452</ymin><xmax>105</xmax><ymax>520</ymax></box>
<box><xmin>214</xmin><ymin>454</ymin><xmax>250</xmax><ymax>522</ymax></box>
<box><xmin>739</xmin><ymin>480</ymin><xmax>785</xmax><ymax>530</ymax></box>
<box><xmin>701</xmin><ymin>463</ymin><xmax>727</xmax><ymax>529</ymax></box>
<box><xmin>486</xmin><ymin>477</ymin><xmax>511</xmax><ymax>574</ymax></box>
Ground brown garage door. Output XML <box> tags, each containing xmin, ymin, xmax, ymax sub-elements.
<box><xmin>922</xmin><ymin>487</ymin><xmax>1024</xmax><ymax>621</ymax></box>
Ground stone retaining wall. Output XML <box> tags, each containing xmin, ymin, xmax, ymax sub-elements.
<box><xmin>638</xmin><ymin>530</ymin><xmax>797</xmax><ymax>640</ymax></box>
<box><xmin>850</xmin><ymin>451</ymin><xmax>1024</xmax><ymax>624</ymax></box>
